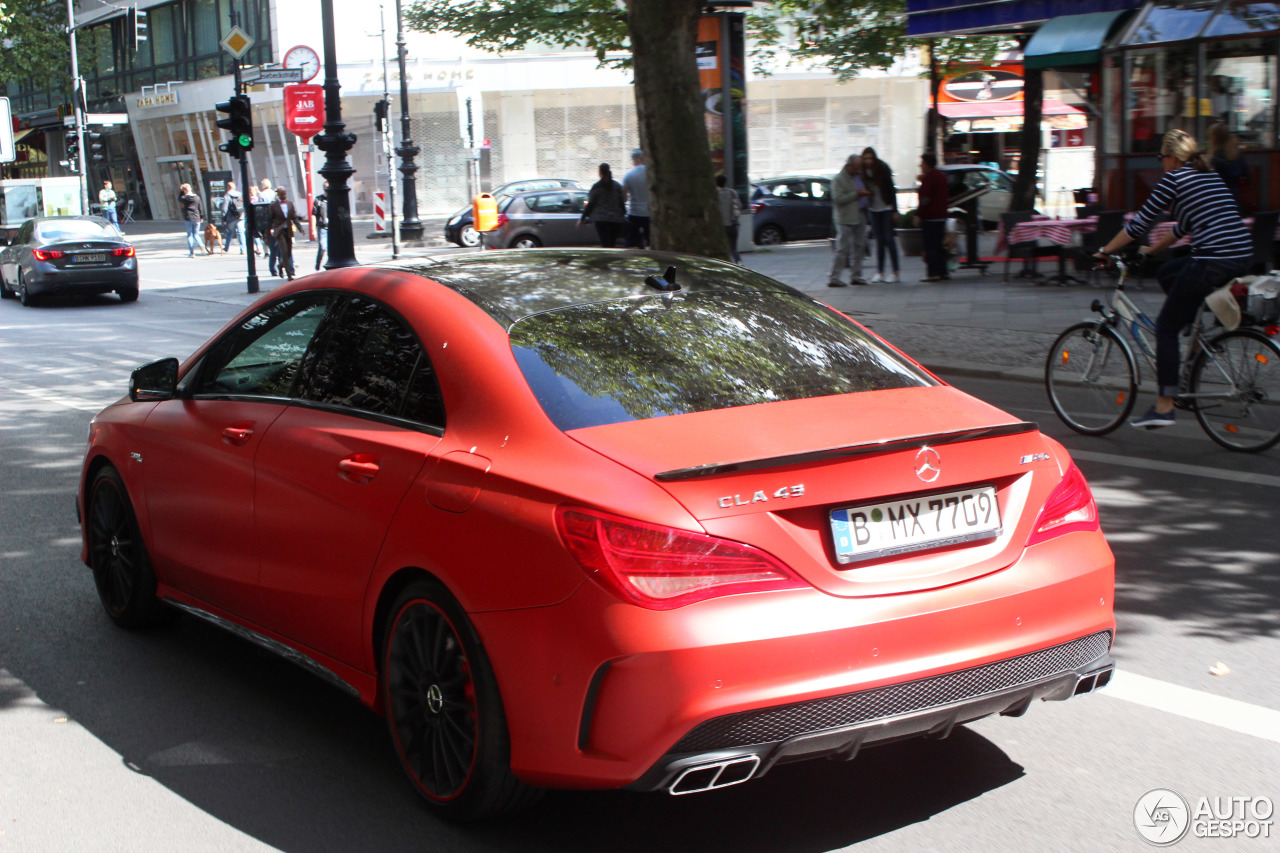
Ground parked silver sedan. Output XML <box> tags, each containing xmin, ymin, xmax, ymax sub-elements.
<box><xmin>483</xmin><ymin>189</ymin><xmax>596</xmax><ymax>250</ymax></box>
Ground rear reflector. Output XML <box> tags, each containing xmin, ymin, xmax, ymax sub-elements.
<box><xmin>556</xmin><ymin>507</ymin><xmax>805</xmax><ymax>609</ymax></box>
<box><xmin>1027</xmin><ymin>463</ymin><xmax>1099</xmax><ymax>545</ymax></box>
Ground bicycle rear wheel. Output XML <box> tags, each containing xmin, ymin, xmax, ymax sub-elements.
<box><xmin>1189</xmin><ymin>328</ymin><xmax>1280</xmax><ymax>452</ymax></box>
<box><xmin>1045</xmin><ymin>322</ymin><xmax>1139</xmax><ymax>435</ymax></box>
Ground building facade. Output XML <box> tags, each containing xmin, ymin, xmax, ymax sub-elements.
<box><xmin>9</xmin><ymin>1</ymin><xmax>930</xmax><ymax>221</ymax></box>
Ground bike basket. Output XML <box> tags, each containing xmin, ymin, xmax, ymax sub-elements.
<box><xmin>1247</xmin><ymin>275</ymin><xmax>1280</xmax><ymax>323</ymax></box>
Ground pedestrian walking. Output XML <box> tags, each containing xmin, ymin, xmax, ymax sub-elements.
<box><xmin>861</xmin><ymin>147</ymin><xmax>900</xmax><ymax>283</ymax></box>
<box><xmin>579</xmin><ymin>164</ymin><xmax>627</xmax><ymax>247</ymax></box>
<box><xmin>716</xmin><ymin>174</ymin><xmax>743</xmax><ymax>263</ymax></box>
<box><xmin>99</xmin><ymin>181</ymin><xmax>119</xmax><ymax>228</ymax></box>
<box><xmin>622</xmin><ymin>148</ymin><xmax>651</xmax><ymax>249</ymax></box>
<box><xmin>312</xmin><ymin>185</ymin><xmax>329</xmax><ymax>270</ymax></box>
<box><xmin>221</xmin><ymin>181</ymin><xmax>246</xmax><ymax>253</ymax></box>
<box><xmin>918</xmin><ymin>153</ymin><xmax>950</xmax><ymax>281</ymax></box>
<box><xmin>269</xmin><ymin>186</ymin><xmax>303</xmax><ymax>280</ymax></box>
<box><xmin>178</xmin><ymin>183</ymin><xmax>204</xmax><ymax>258</ymax></box>
<box><xmin>254</xmin><ymin>178</ymin><xmax>275</xmax><ymax>262</ymax></box>
<box><xmin>828</xmin><ymin>155</ymin><xmax>870</xmax><ymax>287</ymax></box>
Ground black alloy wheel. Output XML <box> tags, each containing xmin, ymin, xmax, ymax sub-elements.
<box><xmin>18</xmin><ymin>271</ymin><xmax>36</xmax><ymax>307</ymax></box>
<box><xmin>755</xmin><ymin>224</ymin><xmax>785</xmax><ymax>246</ymax></box>
<box><xmin>382</xmin><ymin>579</ymin><xmax>538</xmax><ymax>820</ymax></box>
<box><xmin>86</xmin><ymin>466</ymin><xmax>166</xmax><ymax>627</ymax></box>
<box><xmin>0</xmin><ymin>276</ymin><xmax>13</xmax><ymax>299</ymax></box>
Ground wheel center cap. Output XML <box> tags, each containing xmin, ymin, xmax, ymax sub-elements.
<box><xmin>426</xmin><ymin>683</ymin><xmax>444</xmax><ymax>714</ymax></box>
<box><xmin>110</xmin><ymin>536</ymin><xmax>121</xmax><ymax>558</ymax></box>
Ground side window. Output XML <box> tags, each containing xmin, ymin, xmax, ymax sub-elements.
<box><xmin>299</xmin><ymin>296</ymin><xmax>445</xmax><ymax>426</ymax></box>
<box><xmin>569</xmin><ymin>192</ymin><xmax>588</xmax><ymax>213</ymax></box>
<box><xmin>195</xmin><ymin>294</ymin><xmax>332</xmax><ymax>398</ymax></box>
<box><xmin>811</xmin><ymin>181</ymin><xmax>830</xmax><ymax>200</ymax></box>
<box><xmin>994</xmin><ymin>173</ymin><xmax>1016</xmax><ymax>192</ymax></box>
<box><xmin>782</xmin><ymin>182</ymin><xmax>810</xmax><ymax>200</ymax></box>
<box><xmin>528</xmin><ymin>192</ymin><xmax>573</xmax><ymax>213</ymax></box>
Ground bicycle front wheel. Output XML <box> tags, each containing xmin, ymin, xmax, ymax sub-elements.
<box><xmin>1189</xmin><ymin>328</ymin><xmax>1280</xmax><ymax>452</ymax></box>
<box><xmin>1045</xmin><ymin>322</ymin><xmax>1138</xmax><ymax>435</ymax></box>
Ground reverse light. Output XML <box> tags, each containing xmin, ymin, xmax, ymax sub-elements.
<box><xmin>1027</xmin><ymin>463</ymin><xmax>1099</xmax><ymax>545</ymax></box>
<box><xmin>556</xmin><ymin>507</ymin><xmax>806</xmax><ymax>610</ymax></box>
<box><xmin>33</xmin><ymin>248</ymin><xmax>65</xmax><ymax>261</ymax></box>
<box><xmin>111</xmin><ymin>246</ymin><xmax>135</xmax><ymax>257</ymax></box>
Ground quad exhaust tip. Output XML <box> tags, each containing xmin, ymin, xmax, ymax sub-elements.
<box><xmin>668</xmin><ymin>755</ymin><xmax>761</xmax><ymax>796</ymax></box>
<box><xmin>1074</xmin><ymin>665</ymin><xmax>1114</xmax><ymax>696</ymax></box>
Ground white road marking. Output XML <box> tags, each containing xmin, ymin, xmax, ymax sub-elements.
<box><xmin>1070</xmin><ymin>449</ymin><xmax>1280</xmax><ymax>489</ymax></box>
<box><xmin>1103</xmin><ymin>670</ymin><xmax>1280</xmax><ymax>744</ymax></box>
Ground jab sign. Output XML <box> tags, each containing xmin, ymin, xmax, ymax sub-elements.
<box><xmin>284</xmin><ymin>85</ymin><xmax>323</xmax><ymax>138</ymax></box>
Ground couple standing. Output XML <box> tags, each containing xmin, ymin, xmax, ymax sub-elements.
<box><xmin>829</xmin><ymin>148</ymin><xmax>899</xmax><ymax>287</ymax></box>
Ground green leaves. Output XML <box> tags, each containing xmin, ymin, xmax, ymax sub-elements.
<box><xmin>402</xmin><ymin>0</ymin><xmax>630</xmax><ymax>66</ymax></box>
<box><xmin>0</xmin><ymin>0</ymin><xmax>72</xmax><ymax>95</ymax></box>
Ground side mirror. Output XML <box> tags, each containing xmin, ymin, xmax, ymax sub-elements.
<box><xmin>129</xmin><ymin>357</ymin><xmax>179</xmax><ymax>402</ymax></box>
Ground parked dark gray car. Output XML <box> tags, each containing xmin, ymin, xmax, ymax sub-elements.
<box><xmin>749</xmin><ymin>176</ymin><xmax>833</xmax><ymax>245</ymax></box>
<box><xmin>483</xmin><ymin>189</ymin><xmax>595</xmax><ymax>249</ymax></box>
<box><xmin>0</xmin><ymin>216</ymin><xmax>138</xmax><ymax>306</ymax></box>
<box><xmin>445</xmin><ymin>178</ymin><xmax>584</xmax><ymax>247</ymax></box>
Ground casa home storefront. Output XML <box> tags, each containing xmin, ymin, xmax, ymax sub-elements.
<box><xmin>1100</xmin><ymin>0</ymin><xmax>1280</xmax><ymax>214</ymax></box>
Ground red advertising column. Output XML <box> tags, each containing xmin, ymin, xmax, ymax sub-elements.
<box><xmin>284</xmin><ymin>84</ymin><xmax>324</xmax><ymax>240</ymax></box>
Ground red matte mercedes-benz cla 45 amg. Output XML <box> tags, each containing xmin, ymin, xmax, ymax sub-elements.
<box><xmin>78</xmin><ymin>250</ymin><xmax>1115</xmax><ymax>820</ymax></box>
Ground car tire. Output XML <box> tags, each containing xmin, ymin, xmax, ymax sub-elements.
<box><xmin>511</xmin><ymin>236</ymin><xmax>542</xmax><ymax>249</ymax></box>
<box><xmin>382</xmin><ymin>578</ymin><xmax>540</xmax><ymax>821</ymax></box>
<box><xmin>459</xmin><ymin>225</ymin><xmax>480</xmax><ymax>248</ymax></box>
<box><xmin>118</xmin><ymin>285</ymin><xmax>139</xmax><ymax>303</ymax></box>
<box><xmin>755</xmin><ymin>224</ymin><xmax>785</xmax><ymax>246</ymax></box>
<box><xmin>17</xmin><ymin>272</ymin><xmax>37</xmax><ymax>307</ymax></box>
<box><xmin>85</xmin><ymin>465</ymin><xmax>168</xmax><ymax>628</ymax></box>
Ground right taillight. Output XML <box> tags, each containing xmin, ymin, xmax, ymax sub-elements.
<box><xmin>556</xmin><ymin>507</ymin><xmax>806</xmax><ymax>610</ymax></box>
<box><xmin>1027</xmin><ymin>463</ymin><xmax>1099</xmax><ymax>545</ymax></box>
<box><xmin>750</xmin><ymin>202</ymin><xmax>764</xmax><ymax>214</ymax></box>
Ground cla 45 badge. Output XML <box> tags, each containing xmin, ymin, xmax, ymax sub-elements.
<box><xmin>719</xmin><ymin>484</ymin><xmax>805</xmax><ymax>508</ymax></box>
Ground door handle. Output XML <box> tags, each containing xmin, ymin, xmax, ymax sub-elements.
<box><xmin>221</xmin><ymin>425</ymin><xmax>254</xmax><ymax>445</ymax></box>
<box><xmin>338</xmin><ymin>456</ymin><xmax>380</xmax><ymax>483</ymax></box>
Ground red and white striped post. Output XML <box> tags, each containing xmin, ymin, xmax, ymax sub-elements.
<box><xmin>374</xmin><ymin>191</ymin><xmax>387</xmax><ymax>232</ymax></box>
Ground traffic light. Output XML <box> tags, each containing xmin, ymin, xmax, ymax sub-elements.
<box><xmin>87</xmin><ymin>131</ymin><xmax>105</xmax><ymax>164</ymax></box>
<box><xmin>65</xmin><ymin>131</ymin><xmax>79</xmax><ymax>169</ymax></box>
<box><xmin>373</xmin><ymin>99</ymin><xmax>389</xmax><ymax>133</ymax></box>
<box><xmin>127</xmin><ymin>6</ymin><xmax>149</xmax><ymax>49</ymax></box>
<box><xmin>216</xmin><ymin>94</ymin><xmax>254</xmax><ymax>159</ymax></box>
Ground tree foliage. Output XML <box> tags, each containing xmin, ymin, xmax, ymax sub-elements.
<box><xmin>402</xmin><ymin>0</ymin><xmax>630</xmax><ymax>66</ymax></box>
<box><xmin>0</xmin><ymin>0</ymin><xmax>73</xmax><ymax>96</ymax></box>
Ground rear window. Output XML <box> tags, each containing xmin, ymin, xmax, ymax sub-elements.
<box><xmin>509</xmin><ymin>292</ymin><xmax>933</xmax><ymax>430</ymax></box>
<box><xmin>36</xmin><ymin>220</ymin><xmax>119</xmax><ymax>241</ymax></box>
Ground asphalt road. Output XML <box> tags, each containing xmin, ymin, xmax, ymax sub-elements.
<box><xmin>1</xmin><ymin>277</ymin><xmax>1277</xmax><ymax>852</ymax></box>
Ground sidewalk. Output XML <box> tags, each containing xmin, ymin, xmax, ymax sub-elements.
<box><xmin>135</xmin><ymin>221</ymin><xmax>1171</xmax><ymax>380</ymax></box>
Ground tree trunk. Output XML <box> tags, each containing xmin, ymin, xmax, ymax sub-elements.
<box><xmin>627</xmin><ymin>0</ymin><xmax>729</xmax><ymax>259</ymax></box>
<box><xmin>1012</xmin><ymin>64</ymin><xmax>1043</xmax><ymax>212</ymax></box>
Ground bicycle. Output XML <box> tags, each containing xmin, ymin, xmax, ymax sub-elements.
<box><xmin>1044</xmin><ymin>254</ymin><xmax>1280</xmax><ymax>452</ymax></box>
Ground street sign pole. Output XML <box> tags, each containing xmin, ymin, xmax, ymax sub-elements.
<box><xmin>227</xmin><ymin>10</ymin><xmax>258</xmax><ymax>294</ymax></box>
<box><xmin>65</xmin><ymin>0</ymin><xmax>89</xmax><ymax>213</ymax></box>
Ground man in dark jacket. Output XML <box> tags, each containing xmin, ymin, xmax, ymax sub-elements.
<box><xmin>178</xmin><ymin>183</ymin><xmax>203</xmax><ymax>258</ymax></box>
<box><xmin>312</xmin><ymin>185</ymin><xmax>328</xmax><ymax>270</ymax></box>
<box><xmin>917</xmin><ymin>153</ymin><xmax>950</xmax><ymax>281</ymax></box>
<box><xmin>268</xmin><ymin>186</ymin><xmax>304</xmax><ymax>280</ymax></box>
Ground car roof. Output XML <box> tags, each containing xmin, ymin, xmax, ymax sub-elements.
<box><xmin>383</xmin><ymin>249</ymin><xmax>803</xmax><ymax>327</ymax></box>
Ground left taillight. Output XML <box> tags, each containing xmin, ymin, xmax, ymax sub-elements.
<box><xmin>32</xmin><ymin>248</ymin><xmax>65</xmax><ymax>261</ymax></box>
<box><xmin>1027</xmin><ymin>463</ymin><xmax>1099</xmax><ymax>545</ymax></box>
<box><xmin>111</xmin><ymin>246</ymin><xmax>135</xmax><ymax>257</ymax></box>
<box><xmin>556</xmin><ymin>507</ymin><xmax>806</xmax><ymax>610</ymax></box>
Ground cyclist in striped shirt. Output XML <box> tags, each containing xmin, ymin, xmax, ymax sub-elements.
<box><xmin>1097</xmin><ymin>128</ymin><xmax>1253</xmax><ymax>429</ymax></box>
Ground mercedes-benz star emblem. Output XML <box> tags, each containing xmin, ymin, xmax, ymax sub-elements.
<box><xmin>914</xmin><ymin>447</ymin><xmax>942</xmax><ymax>483</ymax></box>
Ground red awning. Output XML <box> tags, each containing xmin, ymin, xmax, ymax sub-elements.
<box><xmin>937</xmin><ymin>99</ymin><xmax>1084</xmax><ymax>119</ymax></box>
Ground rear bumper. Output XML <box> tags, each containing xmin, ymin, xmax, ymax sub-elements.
<box><xmin>627</xmin><ymin>631</ymin><xmax>1113</xmax><ymax>794</ymax></box>
<box><xmin>472</xmin><ymin>530</ymin><xmax>1115</xmax><ymax>791</ymax></box>
<box><xmin>28</xmin><ymin>265</ymin><xmax>137</xmax><ymax>295</ymax></box>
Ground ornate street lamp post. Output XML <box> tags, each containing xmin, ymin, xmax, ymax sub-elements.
<box><xmin>394</xmin><ymin>0</ymin><xmax>423</xmax><ymax>240</ymax></box>
<box><xmin>315</xmin><ymin>0</ymin><xmax>359</xmax><ymax>267</ymax></box>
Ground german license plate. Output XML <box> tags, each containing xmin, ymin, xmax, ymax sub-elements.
<box><xmin>830</xmin><ymin>486</ymin><xmax>1001</xmax><ymax>564</ymax></box>
<box><xmin>73</xmin><ymin>253</ymin><xmax>107</xmax><ymax>263</ymax></box>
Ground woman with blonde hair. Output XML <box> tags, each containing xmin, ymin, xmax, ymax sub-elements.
<box><xmin>177</xmin><ymin>182</ymin><xmax>204</xmax><ymax>258</ymax></box>
<box><xmin>1097</xmin><ymin>128</ymin><xmax>1252</xmax><ymax>429</ymax></box>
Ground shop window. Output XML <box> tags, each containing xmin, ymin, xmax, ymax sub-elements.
<box><xmin>1127</xmin><ymin>50</ymin><xmax>1199</xmax><ymax>153</ymax></box>
<box><xmin>1104</xmin><ymin>55</ymin><xmax>1123</xmax><ymax>154</ymax></box>
<box><xmin>1206</xmin><ymin>38</ymin><xmax>1276</xmax><ymax>147</ymax></box>
<box><xmin>152</xmin><ymin>5</ymin><xmax>176</xmax><ymax>65</ymax></box>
